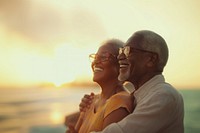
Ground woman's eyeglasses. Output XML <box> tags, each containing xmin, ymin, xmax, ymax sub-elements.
<box><xmin>89</xmin><ymin>53</ymin><xmax>116</xmax><ymax>63</ymax></box>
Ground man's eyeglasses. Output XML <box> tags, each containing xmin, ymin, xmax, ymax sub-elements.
<box><xmin>89</xmin><ymin>53</ymin><xmax>116</xmax><ymax>63</ymax></box>
<box><xmin>119</xmin><ymin>46</ymin><xmax>157</xmax><ymax>58</ymax></box>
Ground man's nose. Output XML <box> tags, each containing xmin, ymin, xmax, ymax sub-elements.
<box><xmin>117</xmin><ymin>53</ymin><xmax>126</xmax><ymax>60</ymax></box>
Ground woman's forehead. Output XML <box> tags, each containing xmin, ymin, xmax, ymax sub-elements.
<box><xmin>97</xmin><ymin>44</ymin><xmax>114</xmax><ymax>54</ymax></box>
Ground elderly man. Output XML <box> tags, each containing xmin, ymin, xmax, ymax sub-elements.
<box><xmin>90</xmin><ymin>30</ymin><xmax>184</xmax><ymax>133</ymax></box>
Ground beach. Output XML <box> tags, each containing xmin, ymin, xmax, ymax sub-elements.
<box><xmin>0</xmin><ymin>87</ymin><xmax>199</xmax><ymax>133</ymax></box>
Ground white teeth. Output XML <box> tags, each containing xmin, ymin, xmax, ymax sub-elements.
<box><xmin>94</xmin><ymin>67</ymin><xmax>103</xmax><ymax>72</ymax></box>
<box><xmin>120</xmin><ymin>65</ymin><xmax>128</xmax><ymax>68</ymax></box>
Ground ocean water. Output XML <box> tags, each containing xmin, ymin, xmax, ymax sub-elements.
<box><xmin>179</xmin><ymin>89</ymin><xmax>200</xmax><ymax>133</ymax></box>
<box><xmin>0</xmin><ymin>87</ymin><xmax>199</xmax><ymax>133</ymax></box>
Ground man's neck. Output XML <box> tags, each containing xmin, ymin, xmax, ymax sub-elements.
<box><xmin>133</xmin><ymin>72</ymin><xmax>161</xmax><ymax>90</ymax></box>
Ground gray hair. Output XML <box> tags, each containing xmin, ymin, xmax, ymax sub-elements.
<box><xmin>101</xmin><ymin>39</ymin><xmax>124</xmax><ymax>56</ymax></box>
<box><xmin>127</xmin><ymin>30</ymin><xmax>169</xmax><ymax>71</ymax></box>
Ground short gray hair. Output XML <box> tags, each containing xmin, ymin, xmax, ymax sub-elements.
<box><xmin>127</xmin><ymin>30</ymin><xmax>169</xmax><ymax>71</ymax></box>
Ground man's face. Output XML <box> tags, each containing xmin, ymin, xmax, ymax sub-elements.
<box><xmin>117</xmin><ymin>43</ymin><xmax>147</xmax><ymax>83</ymax></box>
<box><xmin>118</xmin><ymin>45</ymin><xmax>132</xmax><ymax>82</ymax></box>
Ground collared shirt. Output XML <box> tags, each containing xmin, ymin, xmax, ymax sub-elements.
<box><xmin>91</xmin><ymin>75</ymin><xmax>184</xmax><ymax>133</ymax></box>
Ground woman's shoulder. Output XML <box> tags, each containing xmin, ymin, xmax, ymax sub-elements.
<box><xmin>107</xmin><ymin>91</ymin><xmax>133</xmax><ymax>109</ymax></box>
<box><xmin>110</xmin><ymin>91</ymin><xmax>132</xmax><ymax>101</ymax></box>
<box><xmin>104</xmin><ymin>91</ymin><xmax>133</xmax><ymax>117</ymax></box>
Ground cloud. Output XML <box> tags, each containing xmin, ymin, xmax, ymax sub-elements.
<box><xmin>0</xmin><ymin>0</ymin><xmax>107</xmax><ymax>46</ymax></box>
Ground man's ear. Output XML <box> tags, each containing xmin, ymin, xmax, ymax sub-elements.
<box><xmin>147</xmin><ymin>54</ymin><xmax>158</xmax><ymax>67</ymax></box>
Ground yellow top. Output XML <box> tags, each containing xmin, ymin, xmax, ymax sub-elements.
<box><xmin>79</xmin><ymin>91</ymin><xmax>133</xmax><ymax>133</ymax></box>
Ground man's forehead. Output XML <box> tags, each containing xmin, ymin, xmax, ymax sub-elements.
<box><xmin>125</xmin><ymin>41</ymin><xmax>138</xmax><ymax>47</ymax></box>
<box><xmin>125</xmin><ymin>33</ymin><xmax>143</xmax><ymax>47</ymax></box>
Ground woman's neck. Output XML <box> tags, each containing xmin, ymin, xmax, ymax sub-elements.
<box><xmin>99</xmin><ymin>80</ymin><xmax>124</xmax><ymax>99</ymax></box>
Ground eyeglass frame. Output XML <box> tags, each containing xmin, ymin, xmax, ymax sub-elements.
<box><xmin>89</xmin><ymin>53</ymin><xmax>117</xmax><ymax>63</ymax></box>
<box><xmin>119</xmin><ymin>46</ymin><xmax>158</xmax><ymax>58</ymax></box>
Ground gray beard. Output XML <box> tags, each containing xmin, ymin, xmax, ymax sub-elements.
<box><xmin>118</xmin><ymin>70</ymin><xmax>130</xmax><ymax>82</ymax></box>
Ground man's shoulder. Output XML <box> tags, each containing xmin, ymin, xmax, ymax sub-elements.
<box><xmin>145</xmin><ymin>82</ymin><xmax>183</xmax><ymax>106</ymax></box>
<box><xmin>153</xmin><ymin>82</ymin><xmax>181</xmax><ymax>98</ymax></box>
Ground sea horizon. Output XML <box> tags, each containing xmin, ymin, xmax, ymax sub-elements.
<box><xmin>0</xmin><ymin>87</ymin><xmax>199</xmax><ymax>133</ymax></box>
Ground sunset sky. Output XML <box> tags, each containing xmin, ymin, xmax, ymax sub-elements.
<box><xmin>0</xmin><ymin>0</ymin><xmax>199</xmax><ymax>89</ymax></box>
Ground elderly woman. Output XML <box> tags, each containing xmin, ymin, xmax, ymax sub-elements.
<box><xmin>66</xmin><ymin>39</ymin><xmax>134</xmax><ymax>133</ymax></box>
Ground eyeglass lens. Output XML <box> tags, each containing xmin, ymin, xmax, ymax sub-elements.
<box><xmin>89</xmin><ymin>54</ymin><xmax>110</xmax><ymax>63</ymax></box>
<box><xmin>119</xmin><ymin>46</ymin><xmax>130</xmax><ymax>57</ymax></box>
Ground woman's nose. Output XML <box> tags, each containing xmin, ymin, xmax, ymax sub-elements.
<box><xmin>93</xmin><ymin>59</ymin><xmax>101</xmax><ymax>64</ymax></box>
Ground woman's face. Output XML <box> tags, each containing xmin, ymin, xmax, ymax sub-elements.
<box><xmin>91</xmin><ymin>45</ymin><xmax>119</xmax><ymax>84</ymax></box>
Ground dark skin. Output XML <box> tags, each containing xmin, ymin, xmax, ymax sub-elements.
<box><xmin>76</xmin><ymin>44</ymin><xmax>160</xmax><ymax>116</ymax></box>
<box><xmin>119</xmin><ymin>43</ymin><xmax>160</xmax><ymax>90</ymax></box>
<box><xmin>67</xmin><ymin>31</ymin><xmax>170</xmax><ymax>133</ymax></box>
<box><xmin>76</xmin><ymin>89</ymin><xmax>130</xmax><ymax>129</ymax></box>
<box><xmin>103</xmin><ymin>107</ymin><xmax>129</xmax><ymax>128</ymax></box>
<box><xmin>65</xmin><ymin>42</ymin><xmax>132</xmax><ymax>133</ymax></box>
<box><xmin>74</xmin><ymin>44</ymin><xmax>130</xmax><ymax>132</ymax></box>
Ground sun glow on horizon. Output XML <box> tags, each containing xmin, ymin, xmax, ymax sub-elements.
<box><xmin>49</xmin><ymin>44</ymin><xmax>82</xmax><ymax>87</ymax></box>
<box><xmin>50</xmin><ymin>111</ymin><xmax>63</xmax><ymax>124</ymax></box>
<box><xmin>0</xmin><ymin>39</ymin><xmax>94</xmax><ymax>87</ymax></box>
<box><xmin>0</xmin><ymin>0</ymin><xmax>200</xmax><ymax>88</ymax></box>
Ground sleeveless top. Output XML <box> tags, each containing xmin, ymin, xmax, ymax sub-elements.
<box><xmin>78</xmin><ymin>91</ymin><xmax>133</xmax><ymax>133</ymax></box>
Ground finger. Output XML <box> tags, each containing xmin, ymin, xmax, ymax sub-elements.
<box><xmin>79</xmin><ymin>93</ymin><xmax>94</xmax><ymax>112</ymax></box>
<box><xmin>80</xmin><ymin>108</ymin><xmax>87</xmax><ymax>112</ymax></box>
<box><xmin>79</xmin><ymin>101</ymin><xmax>87</xmax><ymax>108</ymax></box>
<box><xmin>79</xmin><ymin>107</ymin><xmax>85</xmax><ymax>112</ymax></box>
<box><xmin>79</xmin><ymin>102</ymin><xmax>87</xmax><ymax>112</ymax></box>
<box><xmin>90</xmin><ymin>92</ymin><xmax>95</xmax><ymax>96</ymax></box>
<box><xmin>83</xmin><ymin>94</ymin><xmax>92</xmax><ymax>99</ymax></box>
<box><xmin>81</xmin><ymin>97</ymin><xmax>92</xmax><ymax>104</ymax></box>
<box><xmin>79</xmin><ymin>102</ymin><xmax>91</xmax><ymax>112</ymax></box>
<box><xmin>90</xmin><ymin>92</ymin><xmax>95</xmax><ymax>98</ymax></box>
<box><xmin>79</xmin><ymin>101</ymin><xmax>87</xmax><ymax>107</ymax></box>
<box><xmin>83</xmin><ymin>93</ymin><xmax>94</xmax><ymax>101</ymax></box>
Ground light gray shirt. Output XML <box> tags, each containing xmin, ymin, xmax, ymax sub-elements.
<box><xmin>91</xmin><ymin>75</ymin><xmax>184</xmax><ymax>133</ymax></box>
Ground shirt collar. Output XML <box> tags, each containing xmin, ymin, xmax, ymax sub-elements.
<box><xmin>133</xmin><ymin>74</ymin><xmax>165</xmax><ymax>100</ymax></box>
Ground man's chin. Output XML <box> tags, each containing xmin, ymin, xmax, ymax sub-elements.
<box><xmin>118</xmin><ymin>73</ymin><xmax>129</xmax><ymax>82</ymax></box>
